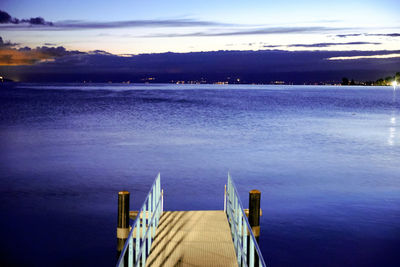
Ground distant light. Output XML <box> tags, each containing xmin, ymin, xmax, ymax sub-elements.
<box><xmin>392</xmin><ymin>81</ymin><xmax>397</xmax><ymax>87</ymax></box>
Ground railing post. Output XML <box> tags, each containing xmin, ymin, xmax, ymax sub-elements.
<box><xmin>147</xmin><ymin>193</ymin><xmax>152</xmax><ymax>254</ymax></box>
<box><xmin>142</xmin><ymin>201</ymin><xmax>146</xmax><ymax>267</ymax></box>
<box><xmin>243</xmin><ymin>219</ymin><xmax>247</xmax><ymax>266</ymax></box>
<box><xmin>161</xmin><ymin>189</ymin><xmax>164</xmax><ymax>213</ymax></box>
<box><xmin>249</xmin><ymin>238</ymin><xmax>255</xmax><ymax>267</ymax></box>
<box><xmin>128</xmin><ymin>238</ymin><xmax>133</xmax><ymax>267</ymax></box>
<box><xmin>135</xmin><ymin>219</ymin><xmax>140</xmax><ymax>262</ymax></box>
<box><xmin>117</xmin><ymin>191</ymin><xmax>130</xmax><ymax>263</ymax></box>
<box><xmin>152</xmin><ymin>186</ymin><xmax>156</xmax><ymax>238</ymax></box>
<box><xmin>237</xmin><ymin>212</ymin><xmax>242</xmax><ymax>265</ymax></box>
<box><xmin>157</xmin><ymin>177</ymin><xmax>161</xmax><ymax>224</ymax></box>
<box><xmin>224</xmin><ymin>184</ymin><xmax>227</xmax><ymax>213</ymax></box>
<box><xmin>233</xmin><ymin>194</ymin><xmax>238</xmax><ymax>250</ymax></box>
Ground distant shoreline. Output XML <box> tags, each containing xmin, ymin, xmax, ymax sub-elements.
<box><xmin>3</xmin><ymin>81</ymin><xmax>397</xmax><ymax>87</ymax></box>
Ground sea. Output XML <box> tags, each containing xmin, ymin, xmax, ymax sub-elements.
<box><xmin>0</xmin><ymin>83</ymin><xmax>399</xmax><ymax>266</ymax></box>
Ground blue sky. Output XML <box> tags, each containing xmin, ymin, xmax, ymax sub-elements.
<box><xmin>2</xmin><ymin>0</ymin><xmax>398</xmax><ymax>22</ymax></box>
<box><xmin>0</xmin><ymin>0</ymin><xmax>399</xmax><ymax>54</ymax></box>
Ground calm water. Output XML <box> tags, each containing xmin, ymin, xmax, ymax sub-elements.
<box><xmin>0</xmin><ymin>83</ymin><xmax>399</xmax><ymax>266</ymax></box>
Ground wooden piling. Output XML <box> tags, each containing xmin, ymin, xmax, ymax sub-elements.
<box><xmin>117</xmin><ymin>191</ymin><xmax>130</xmax><ymax>260</ymax></box>
<box><xmin>249</xmin><ymin>189</ymin><xmax>261</xmax><ymax>266</ymax></box>
<box><xmin>249</xmin><ymin>189</ymin><xmax>261</xmax><ymax>242</ymax></box>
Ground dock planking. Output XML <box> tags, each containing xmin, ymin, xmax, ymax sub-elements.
<box><xmin>145</xmin><ymin>210</ymin><xmax>238</xmax><ymax>267</ymax></box>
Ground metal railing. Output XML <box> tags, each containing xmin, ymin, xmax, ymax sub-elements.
<box><xmin>225</xmin><ymin>173</ymin><xmax>267</xmax><ymax>267</ymax></box>
<box><xmin>116</xmin><ymin>173</ymin><xmax>163</xmax><ymax>267</ymax></box>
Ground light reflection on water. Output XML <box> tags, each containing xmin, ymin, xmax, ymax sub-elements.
<box><xmin>388</xmin><ymin>89</ymin><xmax>398</xmax><ymax>146</ymax></box>
<box><xmin>0</xmin><ymin>83</ymin><xmax>399</xmax><ymax>266</ymax></box>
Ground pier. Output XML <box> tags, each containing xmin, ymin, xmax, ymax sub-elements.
<box><xmin>116</xmin><ymin>173</ymin><xmax>266</xmax><ymax>267</ymax></box>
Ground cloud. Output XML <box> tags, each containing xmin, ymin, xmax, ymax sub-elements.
<box><xmin>0</xmin><ymin>36</ymin><xmax>18</xmax><ymax>48</ymax></box>
<box><xmin>336</xmin><ymin>34</ymin><xmax>363</xmax><ymax>38</ymax></box>
<box><xmin>0</xmin><ymin>9</ymin><xmax>53</xmax><ymax>26</ymax></box>
<box><xmin>286</xmin><ymin>41</ymin><xmax>381</xmax><ymax>48</ymax></box>
<box><xmin>54</xmin><ymin>19</ymin><xmax>232</xmax><ymax>29</ymax></box>
<box><xmin>366</xmin><ymin>33</ymin><xmax>400</xmax><ymax>37</ymax></box>
<box><xmin>327</xmin><ymin>53</ymin><xmax>400</xmax><ymax>60</ymax></box>
<box><xmin>260</xmin><ymin>42</ymin><xmax>381</xmax><ymax>49</ymax></box>
<box><xmin>0</xmin><ymin>39</ymin><xmax>84</xmax><ymax>66</ymax></box>
<box><xmin>0</xmin><ymin>10</ymin><xmax>18</xmax><ymax>24</ymax></box>
<box><xmin>263</xmin><ymin>45</ymin><xmax>281</xmax><ymax>48</ymax></box>
<box><xmin>31</xmin><ymin>46</ymin><xmax>84</xmax><ymax>57</ymax></box>
<box><xmin>337</xmin><ymin>33</ymin><xmax>400</xmax><ymax>38</ymax></box>
<box><xmin>21</xmin><ymin>17</ymin><xmax>53</xmax><ymax>26</ymax></box>
<box><xmin>88</xmin><ymin>50</ymin><xmax>113</xmax><ymax>55</ymax></box>
<box><xmin>0</xmin><ymin>10</ymin><xmax>233</xmax><ymax>31</ymax></box>
<box><xmin>0</xmin><ymin>49</ymin><xmax>54</xmax><ymax>65</ymax></box>
<box><xmin>143</xmin><ymin>26</ymin><xmax>349</xmax><ymax>38</ymax></box>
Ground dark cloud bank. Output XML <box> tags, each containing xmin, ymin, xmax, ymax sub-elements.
<box><xmin>0</xmin><ymin>10</ymin><xmax>53</xmax><ymax>26</ymax></box>
<box><xmin>262</xmin><ymin>42</ymin><xmax>381</xmax><ymax>49</ymax></box>
<box><xmin>286</xmin><ymin>41</ymin><xmax>381</xmax><ymax>48</ymax></box>
<box><xmin>337</xmin><ymin>33</ymin><xmax>400</xmax><ymax>38</ymax></box>
<box><xmin>1</xmin><ymin>45</ymin><xmax>399</xmax><ymax>83</ymax></box>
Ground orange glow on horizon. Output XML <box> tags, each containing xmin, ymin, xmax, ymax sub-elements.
<box><xmin>0</xmin><ymin>49</ymin><xmax>56</xmax><ymax>66</ymax></box>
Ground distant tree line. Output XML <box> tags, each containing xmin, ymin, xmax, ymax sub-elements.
<box><xmin>342</xmin><ymin>72</ymin><xmax>400</xmax><ymax>86</ymax></box>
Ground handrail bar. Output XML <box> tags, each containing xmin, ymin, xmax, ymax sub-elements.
<box><xmin>227</xmin><ymin>203</ymin><xmax>249</xmax><ymax>266</ymax></box>
<box><xmin>226</xmin><ymin>173</ymin><xmax>267</xmax><ymax>267</ymax></box>
<box><xmin>134</xmin><ymin>195</ymin><xmax>162</xmax><ymax>267</ymax></box>
<box><xmin>116</xmin><ymin>173</ymin><xmax>162</xmax><ymax>267</ymax></box>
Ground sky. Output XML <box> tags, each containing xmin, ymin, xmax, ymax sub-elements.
<box><xmin>0</xmin><ymin>0</ymin><xmax>399</xmax><ymax>82</ymax></box>
<box><xmin>1</xmin><ymin>0</ymin><xmax>399</xmax><ymax>54</ymax></box>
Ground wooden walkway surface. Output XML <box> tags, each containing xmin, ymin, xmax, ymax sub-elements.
<box><xmin>145</xmin><ymin>210</ymin><xmax>238</xmax><ymax>267</ymax></box>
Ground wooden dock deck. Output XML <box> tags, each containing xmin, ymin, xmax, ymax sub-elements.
<box><xmin>145</xmin><ymin>210</ymin><xmax>238</xmax><ymax>267</ymax></box>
